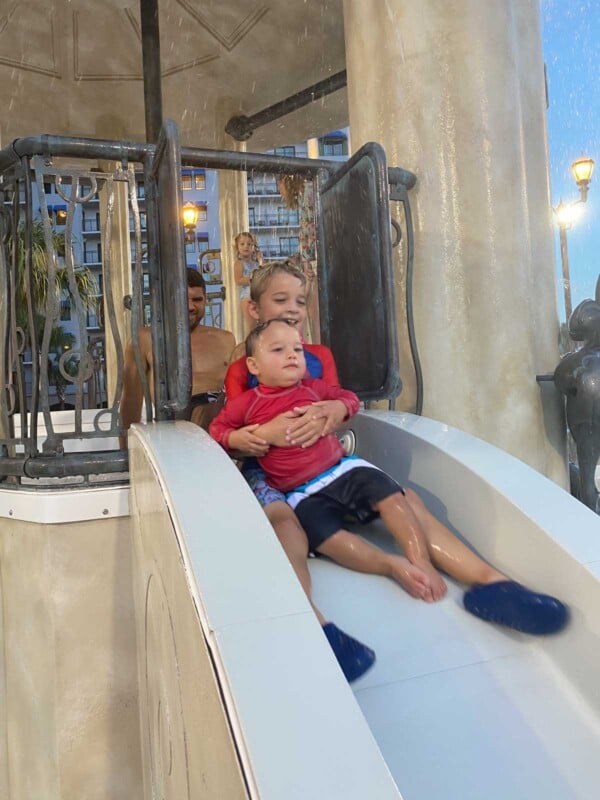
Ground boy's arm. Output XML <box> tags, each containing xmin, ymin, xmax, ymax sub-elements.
<box><xmin>224</xmin><ymin>356</ymin><xmax>249</xmax><ymax>400</ymax></box>
<box><xmin>209</xmin><ymin>393</ymin><xmax>269</xmax><ymax>456</ymax></box>
<box><xmin>284</xmin><ymin>380</ymin><xmax>359</xmax><ymax>447</ymax></box>
<box><xmin>315</xmin><ymin>381</ymin><xmax>360</xmax><ymax>419</ymax></box>
<box><xmin>209</xmin><ymin>394</ymin><xmax>246</xmax><ymax>449</ymax></box>
<box><xmin>312</xmin><ymin>344</ymin><xmax>340</xmax><ymax>386</ymax></box>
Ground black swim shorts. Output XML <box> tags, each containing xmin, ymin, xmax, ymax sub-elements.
<box><xmin>293</xmin><ymin>466</ymin><xmax>404</xmax><ymax>552</ymax></box>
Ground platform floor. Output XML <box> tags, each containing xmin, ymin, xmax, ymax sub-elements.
<box><xmin>309</xmin><ymin>519</ymin><xmax>600</xmax><ymax>800</ymax></box>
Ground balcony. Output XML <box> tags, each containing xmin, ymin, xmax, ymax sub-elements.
<box><xmin>249</xmin><ymin>217</ymin><xmax>299</xmax><ymax>229</ymax></box>
<box><xmin>247</xmin><ymin>185</ymin><xmax>279</xmax><ymax>196</ymax></box>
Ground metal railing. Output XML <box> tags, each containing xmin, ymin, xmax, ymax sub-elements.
<box><xmin>0</xmin><ymin>123</ymin><xmax>415</xmax><ymax>484</ymax></box>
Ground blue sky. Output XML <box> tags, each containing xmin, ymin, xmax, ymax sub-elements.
<box><xmin>542</xmin><ymin>0</ymin><xmax>600</xmax><ymax>315</ymax></box>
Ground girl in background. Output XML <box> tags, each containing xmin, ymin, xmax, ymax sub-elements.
<box><xmin>234</xmin><ymin>231</ymin><xmax>263</xmax><ymax>334</ymax></box>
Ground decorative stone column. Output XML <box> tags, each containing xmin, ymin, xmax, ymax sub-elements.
<box><xmin>343</xmin><ymin>0</ymin><xmax>567</xmax><ymax>485</ymax></box>
<box><xmin>215</xmin><ymin>102</ymin><xmax>248</xmax><ymax>344</ymax></box>
<box><xmin>218</xmin><ymin>161</ymin><xmax>248</xmax><ymax>344</ymax></box>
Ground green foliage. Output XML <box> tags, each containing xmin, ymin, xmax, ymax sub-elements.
<box><xmin>10</xmin><ymin>220</ymin><xmax>97</xmax><ymax>334</ymax></box>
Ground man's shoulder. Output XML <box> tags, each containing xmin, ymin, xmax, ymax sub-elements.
<box><xmin>194</xmin><ymin>325</ymin><xmax>236</xmax><ymax>346</ymax></box>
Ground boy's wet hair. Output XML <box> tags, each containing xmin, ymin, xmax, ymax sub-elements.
<box><xmin>245</xmin><ymin>318</ymin><xmax>299</xmax><ymax>357</ymax></box>
<box><xmin>186</xmin><ymin>267</ymin><xmax>206</xmax><ymax>291</ymax></box>
<box><xmin>249</xmin><ymin>260</ymin><xmax>306</xmax><ymax>303</ymax></box>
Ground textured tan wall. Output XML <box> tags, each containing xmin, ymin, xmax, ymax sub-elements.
<box><xmin>129</xmin><ymin>438</ymin><xmax>248</xmax><ymax>799</ymax></box>
<box><xmin>0</xmin><ymin>515</ymin><xmax>142</xmax><ymax>800</ymax></box>
<box><xmin>343</xmin><ymin>0</ymin><xmax>567</xmax><ymax>486</ymax></box>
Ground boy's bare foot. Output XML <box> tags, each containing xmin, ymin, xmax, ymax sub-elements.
<box><xmin>389</xmin><ymin>556</ymin><xmax>437</xmax><ymax>601</ymax></box>
<box><xmin>412</xmin><ymin>558</ymin><xmax>448</xmax><ymax>601</ymax></box>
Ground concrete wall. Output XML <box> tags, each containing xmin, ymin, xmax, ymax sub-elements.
<box><xmin>128</xmin><ymin>431</ymin><xmax>249</xmax><ymax>799</ymax></box>
<box><xmin>0</xmin><ymin>514</ymin><xmax>142</xmax><ymax>800</ymax></box>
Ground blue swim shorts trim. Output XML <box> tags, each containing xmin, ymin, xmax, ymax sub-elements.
<box><xmin>286</xmin><ymin>455</ymin><xmax>377</xmax><ymax>510</ymax></box>
<box><xmin>242</xmin><ymin>461</ymin><xmax>286</xmax><ymax>507</ymax></box>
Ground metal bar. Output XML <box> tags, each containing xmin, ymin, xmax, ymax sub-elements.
<box><xmin>143</xmin><ymin>152</ymin><xmax>163</xmax><ymax>422</ymax></box>
<box><xmin>0</xmin><ymin>135</ymin><xmax>337</xmax><ymax>177</ymax></box>
<box><xmin>0</xmin><ymin>451</ymin><xmax>129</xmax><ymax>478</ymax></box>
<box><xmin>388</xmin><ymin>166</ymin><xmax>417</xmax><ymax>191</ymax></box>
<box><xmin>225</xmin><ymin>70</ymin><xmax>348</xmax><ymax>141</ymax></box>
<box><xmin>559</xmin><ymin>225</ymin><xmax>573</xmax><ymax>322</ymax></box>
<box><xmin>148</xmin><ymin>120</ymin><xmax>190</xmax><ymax>417</ymax></box>
<box><xmin>140</xmin><ymin>0</ymin><xmax>163</xmax><ymax>143</ymax></box>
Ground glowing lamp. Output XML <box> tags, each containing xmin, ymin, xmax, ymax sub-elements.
<box><xmin>571</xmin><ymin>157</ymin><xmax>594</xmax><ymax>201</ymax></box>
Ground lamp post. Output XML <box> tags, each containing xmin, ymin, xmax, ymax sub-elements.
<box><xmin>553</xmin><ymin>156</ymin><xmax>594</xmax><ymax>342</ymax></box>
<box><xmin>182</xmin><ymin>202</ymin><xmax>199</xmax><ymax>244</ymax></box>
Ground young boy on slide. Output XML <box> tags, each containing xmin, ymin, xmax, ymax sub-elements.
<box><xmin>211</xmin><ymin>319</ymin><xmax>568</xmax><ymax>682</ymax></box>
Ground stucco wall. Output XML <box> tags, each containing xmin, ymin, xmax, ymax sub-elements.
<box><xmin>0</xmin><ymin>514</ymin><xmax>142</xmax><ymax>800</ymax></box>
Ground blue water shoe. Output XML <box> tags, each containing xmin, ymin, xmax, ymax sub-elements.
<box><xmin>323</xmin><ymin>623</ymin><xmax>376</xmax><ymax>682</ymax></box>
<box><xmin>463</xmin><ymin>580</ymin><xmax>568</xmax><ymax>635</ymax></box>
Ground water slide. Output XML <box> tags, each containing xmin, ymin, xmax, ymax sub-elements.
<box><xmin>126</xmin><ymin>410</ymin><xmax>600</xmax><ymax>800</ymax></box>
<box><xmin>2</xmin><ymin>408</ymin><xmax>599</xmax><ymax>798</ymax></box>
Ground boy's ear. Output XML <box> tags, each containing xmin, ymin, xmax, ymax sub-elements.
<box><xmin>248</xmin><ymin>301</ymin><xmax>260</xmax><ymax>322</ymax></box>
<box><xmin>246</xmin><ymin>355</ymin><xmax>260</xmax><ymax>376</ymax></box>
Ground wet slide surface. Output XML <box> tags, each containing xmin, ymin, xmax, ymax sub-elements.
<box><xmin>305</xmin><ymin>410</ymin><xmax>600</xmax><ymax>800</ymax></box>
<box><xmin>129</xmin><ymin>414</ymin><xmax>600</xmax><ymax>799</ymax></box>
<box><xmin>309</xmin><ymin>522</ymin><xmax>600</xmax><ymax>800</ymax></box>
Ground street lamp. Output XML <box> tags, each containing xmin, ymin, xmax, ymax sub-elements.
<box><xmin>182</xmin><ymin>202</ymin><xmax>199</xmax><ymax>243</ymax></box>
<box><xmin>571</xmin><ymin>156</ymin><xmax>595</xmax><ymax>202</ymax></box>
<box><xmin>553</xmin><ymin>156</ymin><xmax>594</xmax><ymax>335</ymax></box>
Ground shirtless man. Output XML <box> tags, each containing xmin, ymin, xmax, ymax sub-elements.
<box><xmin>119</xmin><ymin>268</ymin><xmax>236</xmax><ymax>445</ymax></box>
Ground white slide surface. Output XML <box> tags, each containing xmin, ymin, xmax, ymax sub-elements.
<box><xmin>315</xmin><ymin>411</ymin><xmax>600</xmax><ymax>800</ymax></box>
<box><xmin>131</xmin><ymin>412</ymin><xmax>600</xmax><ymax>799</ymax></box>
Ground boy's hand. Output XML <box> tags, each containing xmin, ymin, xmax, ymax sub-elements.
<box><xmin>285</xmin><ymin>400</ymin><xmax>348</xmax><ymax>447</ymax></box>
<box><xmin>227</xmin><ymin>425</ymin><xmax>269</xmax><ymax>456</ymax></box>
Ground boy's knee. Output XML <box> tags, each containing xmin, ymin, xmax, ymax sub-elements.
<box><xmin>264</xmin><ymin>500</ymin><xmax>296</xmax><ymax>525</ymax></box>
<box><xmin>403</xmin><ymin>487</ymin><xmax>423</xmax><ymax>511</ymax></box>
<box><xmin>374</xmin><ymin>490</ymin><xmax>408</xmax><ymax>512</ymax></box>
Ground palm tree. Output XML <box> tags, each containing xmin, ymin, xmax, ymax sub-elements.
<box><xmin>6</xmin><ymin>220</ymin><xmax>99</xmax><ymax>412</ymax></box>
<box><xmin>12</xmin><ymin>220</ymin><xmax>97</xmax><ymax>334</ymax></box>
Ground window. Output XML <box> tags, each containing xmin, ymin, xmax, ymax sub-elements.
<box><xmin>137</xmin><ymin>182</ymin><xmax>145</xmax><ymax>199</ymax></box>
<box><xmin>84</xmin><ymin>244</ymin><xmax>101</xmax><ymax>264</ymax></box>
<box><xmin>197</xmin><ymin>203</ymin><xmax>207</xmax><ymax>222</ymax></box>
<box><xmin>274</xmin><ymin>146</ymin><xmax>296</xmax><ymax>157</ymax></box>
<box><xmin>44</xmin><ymin>181</ymin><xmax>54</xmax><ymax>194</ymax></box>
<box><xmin>248</xmin><ymin>207</ymin><xmax>256</xmax><ymax>226</ymax></box>
<box><xmin>195</xmin><ymin>171</ymin><xmax>206</xmax><ymax>190</ymax></box>
<box><xmin>319</xmin><ymin>135</ymin><xmax>348</xmax><ymax>157</ymax></box>
<box><xmin>197</xmin><ymin>234</ymin><xmax>209</xmax><ymax>253</ymax></box>
<box><xmin>182</xmin><ymin>175</ymin><xmax>193</xmax><ymax>191</ymax></box>
<box><xmin>247</xmin><ymin>178</ymin><xmax>255</xmax><ymax>194</ymax></box>
<box><xmin>185</xmin><ymin>240</ymin><xmax>196</xmax><ymax>254</ymax></box>
<box><xmin>279</xmin><ymin>236</ymin><xmax>299</xmax><ymax>256</ymax></box>
<box><xmin>86</xmin><ymin>305</ymin><xmax>104</xmax><ymax>328</ymax></box>
<box><xmin>47</xmin><ymin>205</ymin><xmax>68</xmax><ymax>226</ymax></box>
<box><xmin>143</xmin><ymin>273</ymin><xmax>150</xmax><ymax>292</ymax></box>
<box><xmin>60</xmin><ymin>299</ymin><xmax>71</xmax><ymax>321</ymax></box>
<box><xmin>83</xmin><ymin>214</ymin><xmax>99</xmax><ymax>232</ymax></box>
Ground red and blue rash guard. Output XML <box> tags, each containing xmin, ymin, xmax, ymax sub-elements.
<box><xmin>225</xmin><ymin>343</ymin><xmax>339</xmax><ymax>400</ymax></box>
<box><xmin>210</xmin><ymin>379</ymin><xmax>360</xmax><ymax>492</ymax></box>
